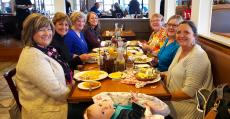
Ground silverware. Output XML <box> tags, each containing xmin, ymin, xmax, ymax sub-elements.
<box><xmin>89</xmin><ymin>82</ymin><xmax>92</xmax><ymax>92</ymax></box>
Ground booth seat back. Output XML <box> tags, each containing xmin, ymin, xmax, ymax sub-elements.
<box><xmin>197</xmin><ymin>37</ymin><xmax>230</xmax><ymax>86</ymax></box>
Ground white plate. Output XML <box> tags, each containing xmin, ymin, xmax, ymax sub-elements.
<box><xmin>134</xmin><ymin>57</ymin><xmax>152</xmax><ymax>63</ymax></box>
<box><xmin>92</xmin><ymin>47</ymin><xmax>108</xmax><ymax>52</ymax></box>
<box><xmin>135</xmin><ymin>64</ymin><xmax>151</xmax><ymax>68</ymax></box>
<box><xmin>127</xmin><ymin>46</ymin><xmax>142</xmax><ymax>51</ymax></box>
<box><xmin>126</xmin><ymin>41</ymin><xmax>138</xmax><ymax>46</ymax></box>
<box><xmin>78</xmin><ymin>81</ymin><xmax>101</xmax><ymax>90</ymax></box>
<box><xmin>108</xmin><ymin>72</ymin><xmax>126</xmax><ymax>79</ymax></box>
<box><xmin>74</xmin><ymin>70</ymin><xmax>108</xmax><ymax>81</ymax></box>
<box><xmin>135</xmin><ymin>74</ymin><xmax>161</xmax><ymax>88</ymax></box>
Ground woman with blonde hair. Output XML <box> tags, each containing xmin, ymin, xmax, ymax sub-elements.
<box><xmin>14</xmin><ymin>13</ymin><xmax>71</xmax><ymax>119</ymax></box>
<box><xmin>142</xmin><ymin>13</ymin><xmax>167</xmax><ymax>53</ymax></box>
<box><xmin>51</xmin><ymin>12</ymin><xmax>86</xmax><ymax>71</ymax></box>
<box><xmin>64</xmin><ymin>11</ymin><xmax>91</xmax><ymax>61</ymax></box>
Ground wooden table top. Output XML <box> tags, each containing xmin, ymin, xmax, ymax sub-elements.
<box><xmin>68</xmin><ymin>64</ymin><xmax>171</xmax><ymax>103</ymax></box>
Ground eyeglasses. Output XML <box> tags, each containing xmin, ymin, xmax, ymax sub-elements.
<box><xmin>167</xmin><ymin>23</ymin><xmax>178</xmax><ymax>28</ymax></box>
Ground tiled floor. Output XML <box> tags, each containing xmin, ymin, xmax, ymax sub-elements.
<box><xmin>0</xmin><ymin>36</ymin><xmax>18</xmax><ymax>119</ymax></box>
<box><xmin>0</xmin><ymin>61</ymin><xmax>17</xmax><ymax>119</ymax></box>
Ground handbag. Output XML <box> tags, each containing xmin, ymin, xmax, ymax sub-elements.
<box><xmin>196</xmin><ymin>84</ymin><xmax>230</xmax><ymax>119</ymax></box>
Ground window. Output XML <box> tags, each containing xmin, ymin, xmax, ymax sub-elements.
<box><xmin>44</xmin><ymin>0</ymin><xmax>54</xmax><ymax>15</ymax></box>
<box><xmin>95</xmin><ymin>0</ymin><xmax>148</xmax><ymax>12</ymax></box>
<box><xmin>124</xmin><ymin>0</ymin><xmax>148</xmax><ymax>12</ymax></box>
<box><xmin>0</xmin><ymin>0</ymin><xmax>13</xmax><ymax>13</ymax></box>
<box><xmin>72</xmin><ymin>0</ymin><xmax>80</xmax><ymax>11</ymax></box>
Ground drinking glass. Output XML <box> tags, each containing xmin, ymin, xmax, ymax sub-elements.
<box><xmin>126</xmin><ymin>57</ymin><xmax>134</xmax><ymax>72</ymax></box>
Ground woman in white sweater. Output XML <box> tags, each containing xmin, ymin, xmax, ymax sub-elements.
<box><xmin>14</xmin><ymin>13</ymin><xmax>71</xmax><ymax>119</ymax></box>
<box><xmin>165</xmin><ymin>21</ymin><xmax>214</xmax><ymax>119</ymax></box>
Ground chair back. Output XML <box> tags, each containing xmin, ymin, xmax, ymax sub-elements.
<box><xmin>3</xmin><ymin>68</ymin><xmax>21</xmax><ymax>110</ymax></box>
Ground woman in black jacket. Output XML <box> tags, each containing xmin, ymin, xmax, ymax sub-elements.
<box><xmin>83</xmin><ymin>12</ymin><xmax>102</xmax><ymax>51</ymax></box>
<box><xmin>51</xmin><ymin>12</ymin><xmax>90</xmax><ymax>70</ymax></box>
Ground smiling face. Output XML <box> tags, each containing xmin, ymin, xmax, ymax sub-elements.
<box><xmin>150</xmin><ymin>16</ymin><xmax>162</xmax><ymax>32</ymax></box>
<box><xmin>86</xmin><ymin>101</ymin><xmax>115</xmax><ymax>119</ymax></box>
<box><xmin>33</xmin><ymin>25</ymin><xmax>53</xmax><ymax>48</ymax></box>
<box><xmin>88</xmin><ymin>13</ymin><xmax>98</xmax><ymax>27</ymax></box>
<box><xmin>73</xmin><ymin>18</ymin><xmax>85</xmax><ymax>31</ymax></box>
<box><xmin>166</xmin><ymin>19</ymin><xmax>180</xmax><ymax>39</ymax></box>
<box><xmin>176</xmin><ymin>23</ymin><xmax>196</xmax><ymax>48</ymax></box>
<box><xmin>55</xmin><ymin>20</ymin><xmax>69</xmax><ymax>36</ymax></box>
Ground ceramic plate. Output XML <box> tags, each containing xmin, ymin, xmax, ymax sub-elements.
<box><xmin>134</xmin><ymin>64</ymin><xmax>151</xmax><ymax>68</ymax></box>
<box><xmin>108</xmin><ymin>72</ymin><xmax>126</xmax><ymax>79</ymax></box>
<box><xmin>78</xmin><ymin>81</ymin><xmax>101</xmax><ymax>90</ymax></box>
<box><xmin>134</xmin><ymin>57</ymin><xmax>152</xmax><ymax>63</ymax></box>
<box><xmin>92</xmin><ymin>47</ymin><xmax>108</xmax><ymax>52</ymax></box>
<box><xmin>74</xmin><ymin>70</ymin><xmax>108</xmax><ymax>81</ymax></box>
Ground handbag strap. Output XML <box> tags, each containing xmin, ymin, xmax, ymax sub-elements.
<box><xmin>216</xmin><ymin>83</ymin><xmax>228</xmax><ymax>99</ymax></box>
<box><xmin>205</xmin><ymin>84</ymin><xmax>227</xmax><ymax>119</ymax></box>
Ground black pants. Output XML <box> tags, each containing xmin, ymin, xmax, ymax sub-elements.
<box><xmin>16</xmin><ymin>9</ymin><xmax>30</xmax><ymax>39</ymax></box>
<box><xmin>67</xmin><ymin>102</ymin><xmax>93</xmax><ymax>119</ymax></box>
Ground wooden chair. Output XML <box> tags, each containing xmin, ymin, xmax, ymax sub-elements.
<box><xmin>3</xmin><ymin>68</ymin><xmax>21</xmax><ymax>111</ymax></box>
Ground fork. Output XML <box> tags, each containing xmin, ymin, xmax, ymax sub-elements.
<box><xmin>89</xmin><ymin>81</ymin><xmax>92</xmax><ymax>92</ymax></box>
<box><xmin>86</xmin><ymin>76</ymin><xmax>92</xmax><ymax>92</ymax></box>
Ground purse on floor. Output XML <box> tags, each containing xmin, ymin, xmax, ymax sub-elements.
<box><xmin>196</xmin><ymin>84</ymin><xmax>230</xmax><ymax>119</ymax></box>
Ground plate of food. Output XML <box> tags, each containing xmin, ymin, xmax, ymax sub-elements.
<box><xmin>135</xmin><ymin>72</ymin><xmax>158</xmax><ymax>82</ymax></box>
<box><xmin>134</xmin><ymin>64</ymin><xmax>151</xmax><ymax>68</ymax></box>
<box><xmin>74</xmin><ymin>70</ymin><xmax>108</xmax><ymax>81</ymax></box>
<box><xmin>126</xmin><ymin>41</ymin><xmax>138</xmax><ymax>46</ymax></box>
<box><xmin>127</xmin><ymin>46</ymin><xmax>142</xmax><ymax>51</ymax></box>
<box><xmin>108</xmin><ymin>72</ymin><xmax>126</xmax><ymax>79</ymax></box>
<box><xmin>92</xmin><ymin>47</ymin><xmax>108</xmax><ymax>53</ymax></box>
<box><xmin>78</xmin><ymin>81</ymin><xmax>101</xmax><ymax>90</ymax></box>
<box><xmin>134</xmin><ymin>56</ymin><xmax>152</xmax><ymax>63</ymax></box>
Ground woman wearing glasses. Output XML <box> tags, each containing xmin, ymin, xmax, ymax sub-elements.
<box><xmin>14</xmin><ymin>13</ymin><xmax>71</xmax><ymax>119</ymax></box>
<box><xmin>142</xmin><ymin>13</ymin><xmax>167</xmax><ymax>53</ymax></box>
<box><xmin>152</xmin><ymin>15</ymin><xmax>183</xmax><ymax>72</ymax></box>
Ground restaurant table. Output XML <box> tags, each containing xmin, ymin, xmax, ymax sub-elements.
<box><xmin>101</xmin><ymin>30</ymin><xmax>136</xmax><ymax>40</ymax></box>
<box><xmin>68</xmin><ymin>63</ymin><xmax>171</xmax><ymax>103</ymax></box>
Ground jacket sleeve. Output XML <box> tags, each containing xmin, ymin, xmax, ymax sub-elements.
<box><xmin>83</xmin><ymin>28</ymin><xmax>100</xmax><ymax>51</ymax></box>
<box><xmin>20</xmin><ymin>50</ymin><xmax>70</xmax><ymax>101</ymax></box>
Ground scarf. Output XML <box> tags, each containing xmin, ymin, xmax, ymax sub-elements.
<box><xmin>34</xmin><ymin>44</ymin><xmax>73</xmax><ymax>85</ymax></box>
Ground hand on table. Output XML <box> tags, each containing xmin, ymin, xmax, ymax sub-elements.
<box><xmin>79</xmin><ymin>54</ymin><xmax>91</xmax><ymax>61</ymax></box>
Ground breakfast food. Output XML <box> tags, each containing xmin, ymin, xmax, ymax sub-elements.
<box><xmin>135</xmin><ymin>72</ymin><xmax>158</xmax><ymax>81</ymax></box>
<box><xmin>109</xmin><ymin>72</ymin><xmax>124</xmax><ymax>79</ymax></box>
<box><xmin>83</xmin><ymin>82</ymin><xmax>101</xmax><ymax>88</ymax></box>
<box><xmin>79</xmin><ymin>71</ymin><xmax>104</xmax><ymax>80</ymax></box>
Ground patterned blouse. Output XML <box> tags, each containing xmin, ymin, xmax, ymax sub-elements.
<box><xmin>148</xmin><ymin>27</ymin><xmax>167</xmax><ymax>51</ymax></box>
